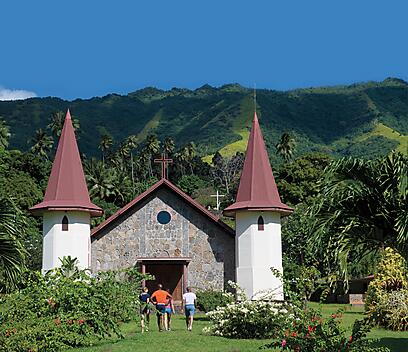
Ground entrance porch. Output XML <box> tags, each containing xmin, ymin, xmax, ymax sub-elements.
<box><xmin>138</xmin><ymin>257</ymin><xmax>190</xmax><ymax>302</ymax></box>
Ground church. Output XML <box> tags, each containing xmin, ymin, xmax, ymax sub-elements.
<box><xmin>30</xmin><ymin>110</ymin><xmax>292</xmax><ymax>302</ymax></box>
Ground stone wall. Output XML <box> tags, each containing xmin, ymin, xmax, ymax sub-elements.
<box><xmin>91</xmin><ymin>186</ymin><xmax>235</xmax><ymax>290</ymax></box>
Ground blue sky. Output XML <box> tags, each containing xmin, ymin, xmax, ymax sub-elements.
<box><xmin>1</xmin><ymin>0</ymin><xmax>407</xmax><ymax>100</ymax></box>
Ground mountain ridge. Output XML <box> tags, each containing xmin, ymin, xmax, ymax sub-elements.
<box><xmin>0</xmin><ymin>78</ymin><xmax>407</xmax><ymax>161</ymax></box>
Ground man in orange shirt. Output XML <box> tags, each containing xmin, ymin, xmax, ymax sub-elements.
<box><xmin>151</xmin><ymin>284</ymin><xmax>172</xmax><ymax>331</ymax></box>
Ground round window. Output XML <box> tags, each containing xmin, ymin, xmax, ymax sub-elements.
<box><xmin>157</xmin><ymin>211</ymin><xmax>171</xmax><ymax>224</ymax></box>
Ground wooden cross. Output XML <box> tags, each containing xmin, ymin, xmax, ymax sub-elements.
<box><xmin>210</xmin><ymin>190</ymin><xmax>225</xmax><ymax>211</ymax></box>
<box><xmin>154</xmin><ymin>153</ymin><xmax>173</xmax><ymax>179</ymax></box>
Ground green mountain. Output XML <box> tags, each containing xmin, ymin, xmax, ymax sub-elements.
<box><xmin>0</xmin><ymin>78</ymin><xmax>407</xmax><ymax>161</ymax></box>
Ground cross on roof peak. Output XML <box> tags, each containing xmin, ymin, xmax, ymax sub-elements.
<box><xmin>154</xmin><ymin>153</ymin><xmax>173</xmax><ymax>179</ymax></box>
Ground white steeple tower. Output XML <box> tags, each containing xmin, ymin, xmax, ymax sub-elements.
<box><xmin>30</xmin><ymin>110</ymin><xmax>102</xmax><ymax>273</ymax></box>
<box><xmin>224</xmin><ymin>112</ymin><xmax>293</xmax><ymax>300</ymax></box>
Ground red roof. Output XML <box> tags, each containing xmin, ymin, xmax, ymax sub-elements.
<box><xmin>223</xmin><ymin>112</ymin><xmax>293</xmax><ymax>217</ymax></box>
<box><xmin>92</xmin><ymin>178</ymin><xmax>234</xmax><ymax>237</ymax></box>
<box><xmin>30</xmin><ymin>110</ymin><xmax>102</xmax><ymax>217</ymax></box>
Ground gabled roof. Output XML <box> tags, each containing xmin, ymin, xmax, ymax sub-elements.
<box><xmin>30</xmin><ymin>110</ymin><xmax>102</xmax><ymax>217</ymax></box>
<box><xmin>223</xmin><ymin>112</ymin><xmax>293</xmax><ymax>217</ymax></box>
<box><xmin>91</xmin><ymin>178</ymin><xmax>234</xmax><ymax>237</ymax></box>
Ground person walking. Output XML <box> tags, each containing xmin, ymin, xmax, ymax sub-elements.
<box><xmin>182</xmin><ymin>287</ymin><xmax>197</xmax><ymax>331</ymax></box>
<box><xmin>139</xmin><ymin>287</ymin><xmax>151</xmax><ymax>333</ymax></box>
<box><xmin>151</xmin><ymin>284</ymin><xmax>172</xmax><ymax>331</ymax></box>
<box><xmin>164</xmin><ymin>288</ymin><xmax>175</xmax><ymax>331</ymax></box>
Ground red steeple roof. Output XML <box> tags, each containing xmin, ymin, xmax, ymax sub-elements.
<box><xmin>30</xmin><ymin>110</ymin><xmax>102</xmax><ymax>217</ymax></box>
<box><xmin>223</xmin><ymin>112</ymin><xmax>293</xmax><ymax>217</ymax></box>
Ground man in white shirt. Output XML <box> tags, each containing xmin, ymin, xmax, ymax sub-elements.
<box><xmin>182</xmin><ymin>287</ymin><xmax>197</xmax><ymax>331</ymax></box>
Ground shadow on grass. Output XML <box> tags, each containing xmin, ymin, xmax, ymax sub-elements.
<box><xmin>377</xmin><ymin>338</ymin><xmax>408</xmax><ymax>352</ymax></box>
<box><xmin>193</xmin><ymin>316</ymin><xmax>210</xmax><ymax>322</ymax></box>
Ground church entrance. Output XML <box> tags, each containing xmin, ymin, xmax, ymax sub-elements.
<box><xmin>139</xmin><ymin>258</ymin><xmax>190</xmax><ymax>302</ymax></box>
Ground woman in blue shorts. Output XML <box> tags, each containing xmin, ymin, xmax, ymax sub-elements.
<box><xmin>164</xmin><ymin>288</ymin><xmax>175</xmax><ymax>330</ymax></box>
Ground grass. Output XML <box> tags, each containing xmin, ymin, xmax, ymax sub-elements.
<box><xmin>357</xmin><ymin>122</ymin><xmax>408</xmax><ymax>154</ymax></box>
<box><xmin>72</xmin><ymin>304</ymin><xmax>408</xmax><ymax>352</ymax></box>
<box><xmin>202</xmin><ymin>95</ymin><xmax>254</xmax><ymax>164</ymax></box>
<box><xmin>135</xmin><ymin>109</ymin><xmax>162</xmax><ymax>143</ymax></box>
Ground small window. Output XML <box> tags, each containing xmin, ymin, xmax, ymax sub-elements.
<box><xmin>258</xmin><ymin>216</ymin><xmax>264</xmax><ymax>231</ymax></box>
<box><xmin>157</xmin><ymin>211</ymin><xmax>171</xmax><ymax>225</ymax></box>
<box><xmin>62</xmin><ymin>216</ymin><xmax>69</xmax><ymax>231</ymax></box>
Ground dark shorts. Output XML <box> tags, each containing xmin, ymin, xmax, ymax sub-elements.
<box><xmin>156</xmin><ymin>304</ymin><xmax>166</xmax><ymax>314</ymax></box>
<box><xmin>185</xmin><ymin>304</ymin><xmax>195</xmax><ymax>316</ymax></box>
<box><xmin>140</xmin><ymin>304</ymin><xmax>150</xmax><ymax>315</ymax></box>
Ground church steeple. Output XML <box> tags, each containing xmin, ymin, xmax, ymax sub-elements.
<box><xmin>31</xmin><ymin>109</ymin><xmax>101</xmax><ymax>273</ymax></box>
<box><xmin>223</xmin><ymin>112</ymin><xmax>292</xmax><ymax>217</ymax></box>
<box><xmin>223</xmin><ymin>111</ymin><xmax>292</xmax><ymax>300</ymax></box>
<box><xmin>30</xmin><ymin>110</ymin><xmax>102</xmax><ymax>216</ymax></box>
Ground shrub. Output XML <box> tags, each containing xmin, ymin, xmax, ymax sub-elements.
<box><xmin>196</xmin><ymin>289</ymin><xmax>234</xmax><ymax>313</ymax></box>
<box><xmin>203</xmin><ymin>300</ymin><xmax>289</xmax><ymax>339</ymax></box>
<box><xmin>267</xmin><ymin>308</ymin><xmax>390</xmax><ymax>352</ymax></box>
<box><xmin>365</xmin><ymin>247</ymin><xmax>408</xmax><ymax>330</ymax></box>
<box><xmin>0</xmin><ymin>263</ymin><xmax>145</xmax><ymax>351</ymax></box>
<box><xmin>373</xmin><ymin>289</ymin><xmax>408</xmax><ymax>331</ymax></box>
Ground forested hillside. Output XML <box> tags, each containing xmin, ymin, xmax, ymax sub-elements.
<box><xmin>0</xmin><ymin>78</ymin><xmax>407</xmax><ymax>161</ymax></box>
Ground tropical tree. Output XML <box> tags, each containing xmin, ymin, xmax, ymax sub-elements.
<box><xmin>275</xmin><ymin>132</ymin><xmax>296</xmax><ymax>161</ymax></box>
<box><xmin>309</xmin><ymin>151</ymin><xmax>408</xmax><ymax>281</ymax></box>
<box><xmin>163</xmin><ymin>137</ymin><xmax>175</xmax><ymax>156</ymax></box>
<box><xmin>85</xmin><ymin>158</ymin><xmax>131</xmax><ymax>206</ymax></box>
<box><xmin>142</xmin><ymin>134</ymin><xmax>160</xmax><ymax>177</ymax></box>
<box><xmin>47</xmin><ymin>111</ymin><xmax>80</xmax><ymax>138</ymax></box>
<box><xmin>30</xmin><ymin>129</ymin><xmax>54</xmax><ymax>159</ymax></box>
<box><xmin>0</xmin><ymin>118</ymin><xmax>11</xmax><ymax>149</ymax></box>
<box><xmin>98</xmin><ymin>133</ymin><xmax>113</xmax><ymax>165</ymax></box>
<box><xmin>0</xmin><ymin>197</ymin><xmax>27</xmax><ymax>292</ymax></box>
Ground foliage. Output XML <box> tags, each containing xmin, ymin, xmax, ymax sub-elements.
<box><xmin>275</xmin><ymin>132</ymin><xmax>296</xmax><ymax>161</ymax></box>
<box><xmin>0</xmin><ymin>262</ymin><xmax>146</xmax><ymax>351</ymax></box>
<box><xmin>0</xmin><ymin>197</ymin><xmax>27</xmax><ymax>292</ymax></box>
<box><xmin>365</xmin><ymin>248</ymin><xmax>408</xmax><ymax>330</ymax></box>
<box><xmin>30</xmin><ymin>128</ymin><xmax>54</xmax><ymax>159</ymax></box>
<box><xmin>196</xmin><ymin>289</ymin><xmax>234</xmax><ymax>313</ymax></box>
<box><xmin>176</xmin><ymin>174</ymin><xmax>208</xmax><ymax>196</ymax></box>
<box><xmin>277</xmin><ymin>153</ymin><xmax>332</xmax><ymax>205</ymax></box>
<box><xmin>266</xmin><ymin>308</ymin><xmax>389</xmax><ymax>352</ymax></box>
<box><xmin>0</xmin><ymin>118</ymin><xmax>10</xmax><ymax>149</ymax></box>
<box><xmin>309</xmin><ymin>152</ymin><xmax>408</xmax><ymax>282</ymax></box>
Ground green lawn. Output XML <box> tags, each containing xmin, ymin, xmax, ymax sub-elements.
<box><xmin>73</xmin><ymin>304</ymin><xmax>408</xmax><ymax>352</ymax></box>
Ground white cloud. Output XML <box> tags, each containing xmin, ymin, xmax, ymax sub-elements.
<box><xmin>0</xmin><ymin>87</ymin><xmax>37</xmax><ymax>101</ymax></box>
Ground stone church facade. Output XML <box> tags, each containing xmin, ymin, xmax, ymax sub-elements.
<box><xmin>91</xmin><ymin>179</ymin><xmax>235</xmax><ymax>300</ymax></box>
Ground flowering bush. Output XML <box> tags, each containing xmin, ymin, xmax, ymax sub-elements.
<box><xmin>267</xmin><ymin>308</ymin><xmax>390</xmax><ymax>352</ymax></box>
<box><xmin>0</xmin><ymin>262</ymin><xmax>146</xmax><ymax>351</ymax></box>
<box><xmin>203</xmin><ymin>300</ymin><xmax>290</xmax><ymax>339</ymax></box>
<box><xmin>365</xmin><ymin>247</ymin><xmax>408</xmax><ymax>331</ymax></box>
<box><xmin>196</xmin><ymin>289</ymin><xmax>234</xmax><ymax>313</ymax></box>
<box><xmin>370</xmin><ymin>289</ymin><xmax>408</xmax><ymax>331</ymax></box>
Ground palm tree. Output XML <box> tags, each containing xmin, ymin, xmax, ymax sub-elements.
<box><xmin>185</xmin><ymin>142</ymin><xmax>196</xmax><ymax>174</ymax></box>
<box><xmin>123</xmin><ymin>135</ymin><xmax>138</xmax><ymax>191</ymax></box>
<box><xmin>48</xmin><ymin>111</ymin><xmax>80</xmax><ymax>138</ymax></box>
<box><xmin>98</xmin><ymin>134</ymin><xmax>113</xmax><ymax>165</ymax></box>
<box><xmin>0</xmin><ymin>197</ymin><xmax>26</xmax><ymax>292</ymax></box>
<box><xmin>309</xmin><ymin>151</ymin><xmax>408</xmax><ymax>280</ymax></box>
<box><xmin>142</xmin><ymin>134</ymin><xmax>160</xmax><ymax>177</ymax></box>
<box><xmin>0</xmin><ymin>118</ymin><xmax>11</xmax><ymax>149</ymax></box>
<box><xmin>275</xmin><ymin>132</ymin><xmax>296</xmax><ymax>161</ymax></box>
<box><xmin>30</xmin><ymin>129</ymin><xmax>54</xmax><ymax>159</ymax></box>
<box><xmin>85</xmin><ymin>158</ymin><xmax>130</xmax><ymax>206</ymax></box>
<box><xmin>163</xmin><ymin>137</ymin><xmax>175</xmax><ymax>156</ymax></box>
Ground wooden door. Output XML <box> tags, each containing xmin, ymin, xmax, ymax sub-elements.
<box><xmin>145</xmin><ymin>263</ymin><xmax>183</xmax><ymax>301</ymax></box>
